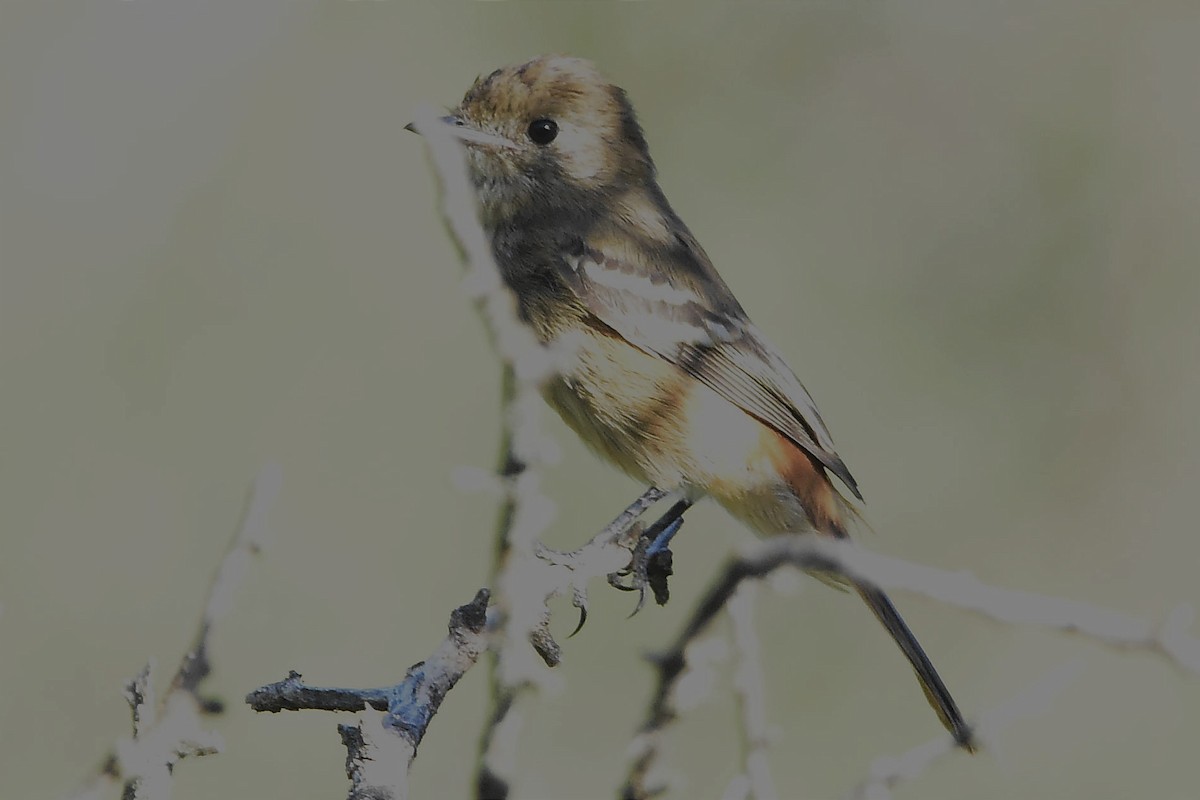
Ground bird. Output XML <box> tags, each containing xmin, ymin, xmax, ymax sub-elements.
<box><xmin>408</xmin><ymin>54</ymin><xmax>974</xmax><ymax>750</ymax></box>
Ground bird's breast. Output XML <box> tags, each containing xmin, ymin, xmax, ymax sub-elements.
<box><xmin>540</xmin><ymin>322</ymin><xmax>829</xmax><ymax>535</ymax></box>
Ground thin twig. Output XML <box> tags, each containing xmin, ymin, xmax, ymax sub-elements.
<box><xmin>68</xmin><ymin>464</ymin><xmax>282</xmax><ymax>800</ymax></box>
<box><xmin>409</xmin><ymin>106</ymin><xmax>666</xmax><ymax>800</ymax></box>
<box><xmin>249</xmin><ymin>590</ymin><xmax>491</xmax><ymax>800</ymax></box>
<box><xmin>725</xmin><ymin>584</ymin><xmax>778</xmax><ymax>800</ymax></box>
<box><xmin>623</xmin><ymin>533</ymin><xmax>1200</xmax><ymax>799</ymax></box>
<box><xmin>339</xmin><ymin>713</ymin><xmax>410</xmax><ymax>800</ymax></box>
<box><xmin>410</xmin><ymin>105</ymin><xmax>562</xmax><ymax>800</ymax></box>
<box><xmin>731</xmin><ymin>536</ymin><xmax>1200</xmax><ymax>674</ymax></box>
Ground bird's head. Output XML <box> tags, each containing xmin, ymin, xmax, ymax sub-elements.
<box><xmin>410</xmin><ymin>55</ymin><xmax>656</xmax><ymax>225</ymax></box>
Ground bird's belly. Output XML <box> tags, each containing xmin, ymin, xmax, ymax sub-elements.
<box><xmin>540</xmin><ymin>331</ymin><xmax>677</xmax><ymax>486</ymax></box>
<box><xmin>541</xmin><ymin>330</ymin><xmax>816</xmax><ymax>534</ymax></box>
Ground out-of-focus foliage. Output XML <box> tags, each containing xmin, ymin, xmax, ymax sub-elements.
<box><xmin>1</xmin><ymin>3</ymin><xmax>1197</xmax><ymax>799</ymax></box>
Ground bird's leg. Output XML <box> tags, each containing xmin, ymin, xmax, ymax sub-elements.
<box><xmin>609</xmin><ymin>497</ymin><xmax>693</xmax><ymax>615</ymax></box>
<box><xmin>566</xmin><ymin>485</ymin><xmax>668</xmax><ymax>638</ymax></box>
<box><xmin>596</xmin><ymin>485</ymin><xmax>669</xmax><ymax>540</ymax></box>
<box><xmin>646</xmin><ymin>504</ymin><xmax>688</xmax><ymax>556</ymax></box>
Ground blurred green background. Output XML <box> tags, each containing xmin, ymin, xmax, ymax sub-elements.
<box><xmin>2</xmin><ymin>2</ymin><xmax>1198</xmax><ymax>799</ymax></box>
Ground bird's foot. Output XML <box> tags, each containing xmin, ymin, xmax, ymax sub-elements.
<box><xmin>607</xmin><ymin>515</ymin><xmax>682</xmax><ymax>615</ymax></box>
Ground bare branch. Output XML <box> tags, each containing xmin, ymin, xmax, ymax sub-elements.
<box><xmin>408</xmin><ymin>106</ymin><xmax>680</xmax><ymax>799</ymax></box>
<box><xmin>409</xmin><ymin>104</ymin><xmax>564</xmax><ymax>800</ymax></box>
<box><xmin>339</xmin><ymin>714</ymin><xmax>410</xmax><ymax>800</ymax></box>
<box><xmin>69</xmin><ymin>464</ymin><xmax>282</xmax><ymax>800</ymax></box>
<box><xmin>409</xmin><ymin>108</ymin><xmax>558</xmax><ymax>392</ymax></box>
<box><xmin>730</xmin><ymin>536</ymin><xmax>1200</xmax><ymax>674</ymax></box>
<box><xmin>249</xmin><ymin>589</ymin><xmax>490</xmax><ymax>800</ymax></box>
<box><xmin>624</xmin><ymin>532</ymin><xmax>1200</xmax><ymax>799</ymax></box>
<box><xmin>470</xmin><ymin>483</ymin><xmax>671</xmax><ymax>797</ymax></box>
<box><xmin>247</xmin><ymin>671</ymin><xmax>391</xmax><ymax>714</ymax></box>
<box><xmin>724</xmin><ymin>584</ymin><xmax>778</xmax><ymax>800</ymax></box>
<box><xmin>246</xmin><ymin>108</ymin><xmax>670</xmax><ymax>794</ymax></box>
<box><xmin>172</xmin><ymin>463</ymin><xmax>282</xmax><ymax>701</ymax></box>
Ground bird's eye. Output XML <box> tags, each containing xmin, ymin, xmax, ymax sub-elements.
<box><xmin>527</xmin><ymin>118</ymin><xmax>558</xmax><ymax>145</ymax></box>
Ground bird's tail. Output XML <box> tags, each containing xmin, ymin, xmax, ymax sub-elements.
<box><xmin>856</xmin><ymin>584</ymin><xmax>977</xmax><ymax>751</ymax></box>
<box><xmin>762</xmin><ymin>444</ymin><xmax>975</xmax><ymax>749</ymax></box>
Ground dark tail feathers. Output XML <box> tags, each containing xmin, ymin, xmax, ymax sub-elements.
<box><xmin>858</xmin><ymin>585</ymin><xmax>977</xmax><ymax>752</ymax></box>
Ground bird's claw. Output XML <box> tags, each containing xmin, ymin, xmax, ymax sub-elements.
<box><xmin>568</xmin><ymin>585</ymin><xmax>589</xmax><ymax>638</ymax></box>
<box><xmin>627</xmin><ymin>583</ymin><xmax>650</xmax><ymax>618</ymax></box>
<box><xmin>606</xmin><ymin>515</ymin><xmax>682</xmax><ymax>616</ymax></box>
<box><xmin>607</xmin><ymin>572</ymin><xmax>640</xmax><ymax>591</ymax></box>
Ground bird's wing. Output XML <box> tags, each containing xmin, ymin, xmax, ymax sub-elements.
<box><xmin>556</xmin><ymin>238</ymin><xmax>861</xmax><ymax>500</ymax></box>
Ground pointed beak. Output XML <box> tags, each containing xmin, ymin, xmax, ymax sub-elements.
<box><xmin>404</xmin><ymin>115</ymin><xmax>517</xmax><ymax>150</ymax></box>
<box><xmin>404</xmin><ymin>115</ymin><xmax>460</xmax><ymax>135</ymax></box>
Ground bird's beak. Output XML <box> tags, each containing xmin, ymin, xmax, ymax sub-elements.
<box><xmin>404</xmin><ymin>115</ymin><xmax>458</xmax><ymax>134</ymax></box>
<box><xmin>404</xmin><ymin>115</ymin><xmax>517</xmax><ymax>150</ymax></box>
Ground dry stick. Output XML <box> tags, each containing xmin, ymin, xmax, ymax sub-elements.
<box><xmin>68</xmin><ymin>464</ymin><xmax>282</xmax><ymax>800</ymax></box>
<box><xmin>411</xmin><ymin>107</ymin><xmax>688</xmax><ymax>798</ymax></box>
<box><xmin>243</xmin><ymin>487</ymin><xmax>664</xmax><ymax>800</ymax></box>
<box><xmin>407</xmin><ymin>105</ymin><xmax>563</xmax><ymax>800</ymax></box>
<box><xmin>473</xmin><ymin>363</ymin><xmax>538</xmax><ymax>800</ymax></box>
<box><xmin>247</xmin><ymin>590</ymin><xmax>491</xmax><ymax>800</ymax></box>
<box><xmin>245</xmin><ymin>108</ymin><xmax>666</xmax><ymax>798</ymax></box>
<box><xmin>723</xmin><ymin>584</ymin><xmax>778</xmax><ymax>800</ymax></box>
<box><xmin>623</xmin><ymin>551</ymin><xmax>766</xmax><ymax>799</ymax></box>
<box><xmin>742</xmin><ymin>536</ymin><xmax>1200</xmax><ymax>673</ymax></box>
<box><xmin>623</xmin><ymin>534</ymin><xmax>1200</xmax><ymax>799</ymax></box>
<box><xmin>475</xmin><ymin>480</ymin><xmax>670</xmax><ymax>798</ymax></box>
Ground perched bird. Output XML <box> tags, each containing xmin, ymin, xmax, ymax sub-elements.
<box><xmin>409</xmin><ymin>55</ymin><xmax>974</xmax><ymax>750</ymax></box>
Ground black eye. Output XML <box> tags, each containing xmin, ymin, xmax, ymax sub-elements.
<box><xmin>527</xmin><ymin>118</ymin><xmax>558</xmax><ymax>145</ymax></box>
